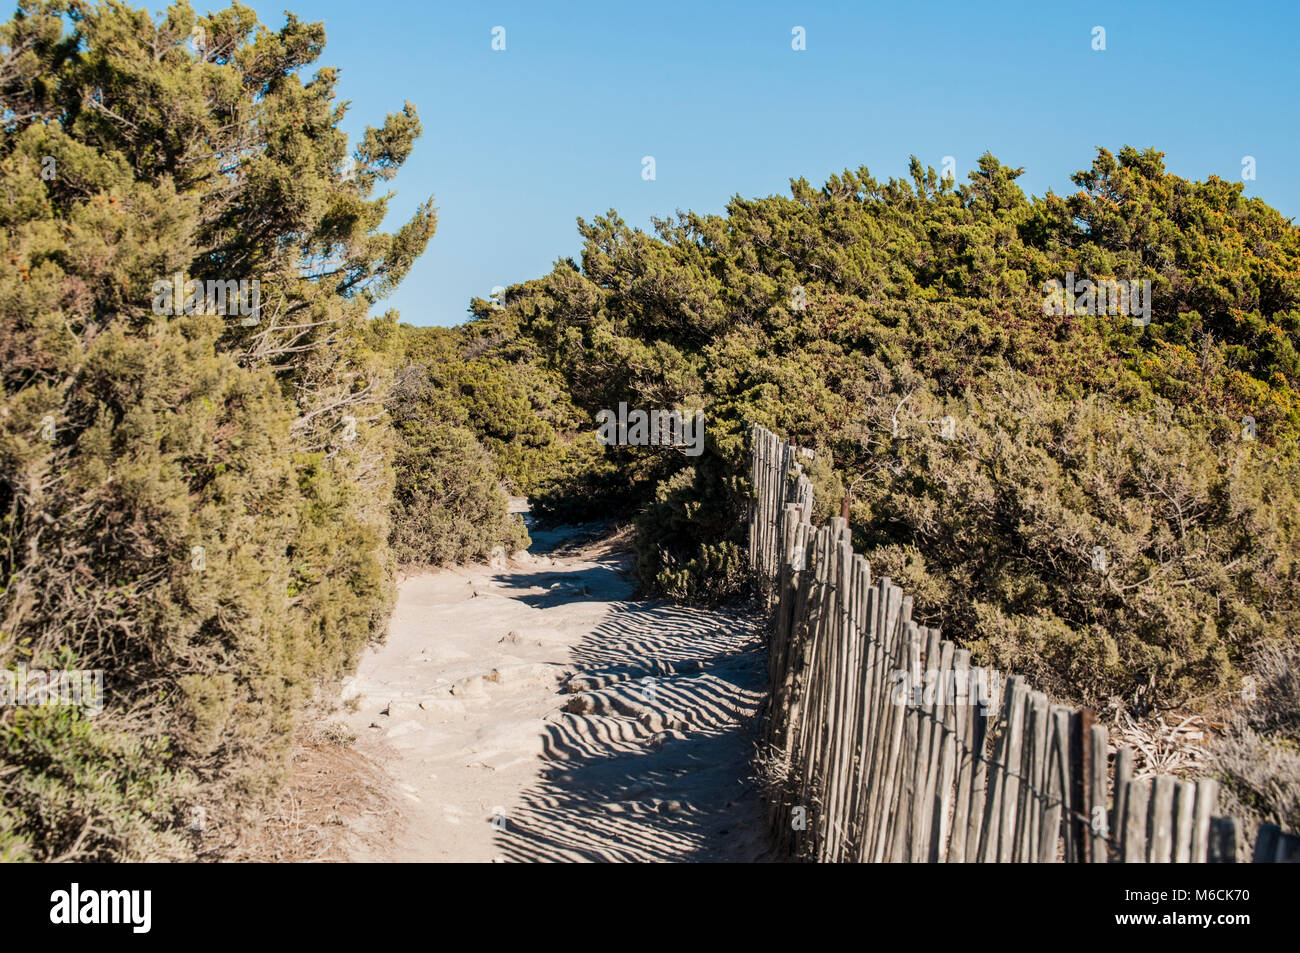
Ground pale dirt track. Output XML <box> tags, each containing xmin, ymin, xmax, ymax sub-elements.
<box><xmin>336</xmin><ymin>528</ymin><xmax>771</xmax><ymax>862</ymax></box>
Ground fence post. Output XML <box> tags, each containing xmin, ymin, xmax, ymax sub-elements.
<box><xmin>744</xmin><ymin>424</ymin><xmax>1269</xmax><ymax>865</ymax></box>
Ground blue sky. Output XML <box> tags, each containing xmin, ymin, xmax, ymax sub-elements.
<box><xmin>194</xmin><ymin>0</ymin><xmax>1300</xmax><ymax>327</ymax></box>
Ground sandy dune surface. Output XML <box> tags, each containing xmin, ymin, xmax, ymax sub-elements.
<box><xmin>338</xmin><ymin>531</ymin><xmax>771</xmax><ymax>862</ymax></box>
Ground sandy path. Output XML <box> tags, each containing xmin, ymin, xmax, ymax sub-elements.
<box><xmin>338</xmin><ymin>532</ymin><xmax>771</xmax><ymax>863</ymax></box>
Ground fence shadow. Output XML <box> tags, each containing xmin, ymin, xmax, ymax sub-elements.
<box><xmin>495</xmin><ymin>601</ymin><xmax>772</xmax><ymax>862</ymax></box>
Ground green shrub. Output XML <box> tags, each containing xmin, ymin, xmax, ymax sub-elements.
<box><xmin>387</xmin><ymin>357</ymin><xmax>529</xmax><ymax>566</ymax></box>
<box><xmin>389</xmin><ymin>418</ymin><xmax>529</xmax><ymax>566</ymax></box>
<box><xmin>486</xmin><ymin>147</ymin><xmax>1300</xmax><ymax>712</ymax></box>
<box><xmin>634</xmin><ymin>466</ymin><xmax>745</xmax><ymax>603</ymax></box>
<box><xmin>0</xmin><ymin>705</ymin><xmax>191</xmax><ymax>862</ymax></box>
<box><xmin>1</xmin><ymin>0</ymin><xmax>432</xmax><ymax>858</ymax></box>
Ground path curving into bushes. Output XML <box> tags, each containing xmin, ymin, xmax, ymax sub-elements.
<box><xmin>336</xmin><ymin>529</ymin><xmax>770</xmax><ymax>862</ymax></box>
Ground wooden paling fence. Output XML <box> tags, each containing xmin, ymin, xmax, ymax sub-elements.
<box><xmin>749</xmin><ymin>423</ymin><xmax>1295</xmax><ymax>863</ymax></box>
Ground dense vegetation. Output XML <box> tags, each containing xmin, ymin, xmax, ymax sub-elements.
<box><xmin>386</xmin><ymin>323</ymin><xmax>538</xmax><ymax>566</ymax></box>
<box><xmin>451</xmin><ymin>149</ymin><xmax>1300</xmax><ymax>831</ymax></box>
<box><xmin>470</xmin><ymin>149</ymin><xmax>1300</xmax><ymax>724</ymax></box>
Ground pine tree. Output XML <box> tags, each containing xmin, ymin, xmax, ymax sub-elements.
<box><xmin>1</xmin><ymin>0</ymin><xmax>433</xmax><ymax>859</ymax></box>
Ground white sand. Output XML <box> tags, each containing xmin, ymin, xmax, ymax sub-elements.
<box><xmin>338</xmin><ymin>532</ymin><xmax>770</xmax><ymax>862</ymax></box>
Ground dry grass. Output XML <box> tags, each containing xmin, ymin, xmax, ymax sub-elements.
<box><xmin>1107</xmin><ymin>707</ymin><xmax>1214</xmax><ymax>780</ymax></box>
<box><xmin>219</xmin><ymin>720</ymin><xmax>401</xmax><ymax>863</ymax></box>
<box><xmin>1210</xmin><ymin>643</ymin><xmax>1300</xmax><ymax>836</ymax></box>
<box><xmin>1098</xmin><ymin>643</ymin><xmax>1300</xmax><ymax>839</ymax></box>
